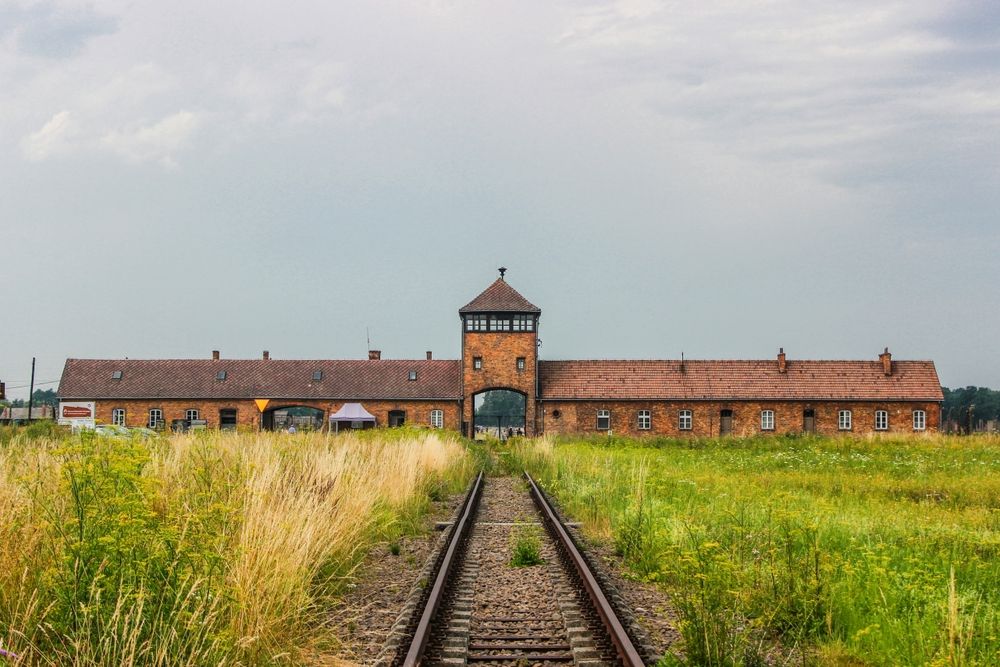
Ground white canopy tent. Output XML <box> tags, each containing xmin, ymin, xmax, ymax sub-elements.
<box><xmin>328</xmin><ymin>403</ymin><xmax>377</xmax><ymax>432</ymax></box>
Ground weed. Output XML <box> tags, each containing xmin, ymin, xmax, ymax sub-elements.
<box><xmin>510</xmin><ymin>525</ymin><xmax>544</xmax><ymax>567</ymax></box>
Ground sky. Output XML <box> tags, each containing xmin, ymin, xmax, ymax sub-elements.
<box><xmin>1</xmin><ymin>0</ymin><xmax>999</xmax><ymax>399</ymax></box>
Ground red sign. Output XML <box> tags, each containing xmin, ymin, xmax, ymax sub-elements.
<box><xmin>62</xmin><ymin>406</ymin><xmax>92</xmax><ymax>418</ymax></box>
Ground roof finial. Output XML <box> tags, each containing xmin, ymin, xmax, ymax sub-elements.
<box><xmin>498</xmin><ymin>266</ymin><xmax>507</xmax><ymax>280</ymax></box>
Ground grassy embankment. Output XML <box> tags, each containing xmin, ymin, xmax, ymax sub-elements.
<box><xmin>503</xmin><ymin>434</ymin><xmax>1000</xmax><ymax>666</ymax></box>
<box><xmin>0</xmin><ymin>426</ymin><xmax>474</xmax><ymax>665</ymax></box>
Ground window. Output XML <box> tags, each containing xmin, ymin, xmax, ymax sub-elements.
<box><xmin>408</xmin><ymin>370</ymin><xmax>417</xmax><ymax>381</ymax></box>
<box><xmin>913</xmin><ymin>410</ymin><xmax>926</xmax><ymax>431</ymax></box>
<box><xmin>473</xmin><ymin>356</ymin><xmax>483</xmax><ymax>370</ymax></box>
<box><xmin>112</xmin><ymin>408</ymin><xmax>126</xmax><ymax>426</ymax></box>
<box><xmin>148</xmin><ymin>408</ymin><xmax>163</xmax><ymax>429</ymax></box>
<box><xmin>760</xmin><ymin>410</ymin><xmax>775</xmax><ymax>431</ymax></box>
<box><xmin>512</xmin><ymin>314</ymin><xmax>534</xmax><ymax>331</ymax></box>
<box><xmin>875</xmin><ymin>410</ymin><xmax>888</xmax><ymax>431</ymax></box>
<box><xmin>516</xmin><ymin>357</ymin><xmax>526</xmax><ymax>371</ymax></box>
<box><xmin>216</xmin><ymin>370</ymin><xmax>227</xmax><ymax>381</ymax></box>
<box><xmin>312</xmin><ymin>370</ymin><xmax>323</xmax><ymax>381</ymax></box>
<box><xmin>597</xmin><ymin>409</ymin><xmax>611</xmax><ymax>430</ymax></box>
<box><xmin>838</xmin><ymin>410</ymin><xmax>852</xmax><ymax>431</ymax></box>
<box><xmin>488</xmin><ymin>315</ymin><xmax>511</xmax><ymax>332</ymax></box>
<box><xmin>679</xmin><ymin>410</ymin><xmax>692</xmax><ymax>431</ymax></box>
<box><xmin>111</xmin><ymin>370</ymin><xmax>123</xmax><ymax>380</ymax></box>
<box><xmin>430</xmin><ymin>409</ymin><xmax>444</xmax><ymax>429</ymax></box>
<box><xmin>638</xmin><ymin>410</ymin><xmax>651</xmax><ymax>430</ymax></box>
<box><xmin>465</xmin><ymin>315</ymin><xmax>488</xmax><ymax>331</ymax></box>
<box><xmin>186</xmin><ymin>408</ymin><xmax>200</xmax><ymax>421</ymax></box>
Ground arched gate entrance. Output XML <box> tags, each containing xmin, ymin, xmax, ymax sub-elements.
<box><xmin>472</xmin><ymin>388</ymin><xmax>526</xmax><ymax>440</ymax></box>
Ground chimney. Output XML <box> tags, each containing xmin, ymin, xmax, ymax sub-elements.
<box><xmin>879</xmin><ymin>347</ymin><xmax>892</xmax><ymax>376</ymax></box>
<box><xmin>777</xmin><ymin>347</ymin><xmax>787</xmax><ymax>374</ymax></box>
<box><xmin>263</xmin><ymin>350</ymin><xmax>270</xmax><ymax>360</ymax></box>
<box><xmin>368</xmin><ymin>350</ymin><xmax>381</xmax><ymax>361</ymax></box>
<box><xmin>426</xmin><ymin>351</ymin><xmax>433</xmax><ymax>360</ymax></box>
<box><xmin>212</xmin><ymin>350</ymin><xmax>220</xmax><ymax>361</ymax></box>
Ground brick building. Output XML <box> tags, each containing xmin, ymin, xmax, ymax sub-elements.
<box><xmin>58</xmin><ymin>272</ymin><xmax>943</xmax><ymax>435</ymax></box>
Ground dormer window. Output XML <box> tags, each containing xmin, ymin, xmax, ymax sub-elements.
<box><xmin>216</xmin><ymin>371</ymin><xmax>227</xmax><ymax>381</ymax></box>
<box><xmin>312</xmin><ymin>370</ymin><xmax>323</xmax><ymax>381</ymax></box>
<box><xmin>111</xmin><ymin>370</ymin><xmax>123</xmax><ymax>380</ymax></box>
<box><xmin>408</xmin><ymin>370</ymin><xmax>417</xmax><ymax>381</ymax></box>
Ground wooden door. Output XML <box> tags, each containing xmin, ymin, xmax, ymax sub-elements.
<box><xmin>720</xmin><ymin>409</ymin><xmax>733</xmax><ymax>435</ymax></box>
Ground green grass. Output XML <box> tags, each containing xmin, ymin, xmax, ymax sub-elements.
<box><xmin>0</xmin><ymin>425</ymin><xmax>474</xmax><ymax>665</ymax></box>
<box><xmin>503</xmin><ymin>434</ymin><xmax>1000</xmax><ymax>666</ymax></box>
<box><xmin>510</xmin><ymin>524</ymin><xmax>545</xmax><ymax>567</ymax></box>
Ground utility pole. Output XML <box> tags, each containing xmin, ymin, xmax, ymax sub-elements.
<box><xmin>27</xmin><ymin>357</ymin><xmax>36</xmax><ymax>424</ymax></box>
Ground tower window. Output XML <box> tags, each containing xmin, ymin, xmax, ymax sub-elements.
<box><xmin>596</xmin><ymin>409</ymin><xmax>611</xmax><ymax>430</ymax></box>
<box><xmin>488</xmin><ymin>315</ymin><xmax>511</xmax><ymax>331</ymax></box>
<box><xmin>473</xmin><ymin>357</ymin><xmax>482</xmax><ymax>370</ymax></box>
<box><xmin>465</xmin><ymin>315</ymin><xmax>488</xmax><ymax>331</ymax></box>
<box><xmin>512</xmin><ymin>315</ymin><xmax>534</xmax><ymax>331</ymax></box>
<box><xmin>516</xmin><ymin>357</ymin><xmax>525</xmax><ymax>371</ymax></box>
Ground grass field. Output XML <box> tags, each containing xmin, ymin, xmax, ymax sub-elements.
<box><xmin>0</xmin><ymin>426</ymin><xmax>473</xmax><ymax>666</ymax></box>
<box><xmin>504</xmin><ymin>434</ymin><xmax>1000</xmax><ymax>666</ymax></box>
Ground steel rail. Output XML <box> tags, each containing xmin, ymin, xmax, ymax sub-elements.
<box><xmin>525</xmin><ymin>472</ymin><xmax>646</xmax><ymax>667</ymax></box>
<box><xmin>401</xmin><ymin>470</ymin><xmax>484</xmax><ymax>667</ymax></box>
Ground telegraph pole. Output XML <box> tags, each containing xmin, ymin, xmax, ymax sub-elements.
<box><xmin>27</xmin><ymin>357</ymin><xmax>36</xmax><ymax>424</ymax></box>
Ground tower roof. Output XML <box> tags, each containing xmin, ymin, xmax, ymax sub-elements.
<box><xmin>459</xmin><ymin>278</ymin><xmax>541</xmax><ymax>314</ymax></box>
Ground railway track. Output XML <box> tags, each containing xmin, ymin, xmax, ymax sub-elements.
<box><xmin>382</xmin><ymin>472</ymin><xmax>649</xmax><ymax>667</ymax></box>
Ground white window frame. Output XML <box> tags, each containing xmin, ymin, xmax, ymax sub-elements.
<box><xmin>596</xmin><ymin>409</ymin><xmax>611</xmax><ymax>430</ymax></box>
<box><xmin>913</xmin><ymin>410</ymin><xmax>926</xmax><ymax>431</ymax></box>
<box><xmin>679</xmin><ymin>409</ymin><xmax>692</xmax><ymax>431</ymax></box>
<box><xmin>516</xmin><ymin>357</ymin><xmax>526</xmax><ymax>371</ymax></box>
<box><xmin>637</xmin><ymin>410</ymin><xmax>651</xmax><ymax>430</ymax></box>
<box><xmin>760</xmin><ymin>410</ymin><xmax>775</xmax><ymax>431</ymax></box>
<box><xmin>466</xmin><ymin>315</ymin><xmax>488</xmax><ymax>331</ymax></box>
<box><xmin>512</xmin><ymin>315</ymin><xmax>534</xmax><ymax>331</ymax></box>
<box><xmin>875</xmin><ymin>410</ymin><xmax>888</xmax><ymax>431</ymax></box>
<box><xmin>473</xmin><ymin>357</ymin><xmax>483</xmax><ymax>370</ymax></box>
<box><xmin>148</xmin><ymin>408</ymin><xmax>163</xmax><ymax>429</ymax></box>
<box><xmin>838</xmin><ymin>409</ymin><xmax>852</xmax><ymax>431</ymax></box>
<box><xmin>112</xmin><ymin>408</ymin><xmax>126</xmax><ymax>426</ymax></box>
<box><xmin>186</xmin><ymin>408</ymin><xmax>200</xmax><ymax>421</ymax></box>
<box><xmin>430</xmin><ymin>409</ymin><xmax>444</xmax><ymax>429</ymax></box>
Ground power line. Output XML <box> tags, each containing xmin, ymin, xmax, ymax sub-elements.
<box><xmin>2</xmin><ymin>380</ymin><xmax>59</xmax><ymax>390</ymax></box>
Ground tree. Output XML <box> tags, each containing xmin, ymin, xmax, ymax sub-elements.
<box><xmin>475</xmin><ymin>390</ymin><xmax>525</xmax><ymax>428</ymax></box>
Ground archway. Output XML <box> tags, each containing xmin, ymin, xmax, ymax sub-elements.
<box><xmin>262</xmin><ymin>405</ymin><xmax>325</xmax><ymax>431</ymax></box>
<box><xmin>472</xmin><ymin>388</ymin><xmax>526</xmax><ymax>440</ymax></box>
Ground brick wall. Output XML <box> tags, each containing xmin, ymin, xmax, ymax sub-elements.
<box><xmin>94</xmin><ymin>399</ymin><xmax>462</xmax><ymax>431</ymax></box>
<box><xmin>539</xmin><ymin>400</ymin><xmax>941</xmax><ymax>436</ymax></box>
<box><xmin>462</xmin><ymin>331</ymin><xmax>537</xmax><ymax>435</ymax></box>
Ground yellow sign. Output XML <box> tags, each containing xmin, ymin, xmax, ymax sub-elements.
<box><xmin>254</xmin><ymin>399</ymin><xmax>270</xmax><ymax>412</ymax></box>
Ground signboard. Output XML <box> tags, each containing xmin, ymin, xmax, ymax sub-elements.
<box><xmin>254</xmin><ymin>399</ymin><xmax>270</xmax><ymax>412</ymax></box>
<box><xmin>58</xmin><ymin>401</ymin><xmax>96</xmax><ymax>429</ymax></box>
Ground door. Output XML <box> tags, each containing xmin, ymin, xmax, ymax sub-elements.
<box><xmin>220</xmin><ymin>409</ymin><xmax>238</xmax><ymax>431</ymax></box>
<box><xmin>803</xmin><ymin>409</ymin><xmax>816</xmax><ymax>433</ymax></box>
<box><xmin>720</xmin><ymin>409</ymin><xmax>733</xmax><ymax>435</ymax></box>
<box><xmin>388</xmin><ymin>410</ymin><xmax>406</xmax><ymax>427</ymax></box>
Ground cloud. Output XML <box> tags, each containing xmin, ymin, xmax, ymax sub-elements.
<box><xmin>2</xmin><ymin>2</ymin><xmax>118</xmax><ymax>59</ymax></box>
<box><xmin>100</xmin><ymin>111</ymin><xmax>201</xmax><ymax>167</ymax></box>
<box><xmin>20</xmin><ymin>109</ymin><xmax>77</xmax><ymax>160</ymax></box>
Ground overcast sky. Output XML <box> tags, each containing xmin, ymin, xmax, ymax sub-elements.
<box><xmin>2</xmin><ymin>0</ymin><xmax>999</xmax><ymax>399</ymax></box>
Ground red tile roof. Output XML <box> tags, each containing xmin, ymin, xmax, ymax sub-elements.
<box><xmin>459</xmin><ymin>279</ymin><xmax>541</xmax><ymax>313</ymax></box>
<box><xmin>58</xmin><ymin>358</ymin><xmax>462</xmax><ymax>400</ymax></box>
<box><xmin>538</xmin><ymin>359</ymin><xmax>943</xmax><ymax>402</ymax></box>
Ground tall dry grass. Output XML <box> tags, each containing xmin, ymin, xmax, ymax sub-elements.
<box><xmin>0</xmin><ymin>427</ymin><xmax>472</xmax><ymax>665</ymax></box>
